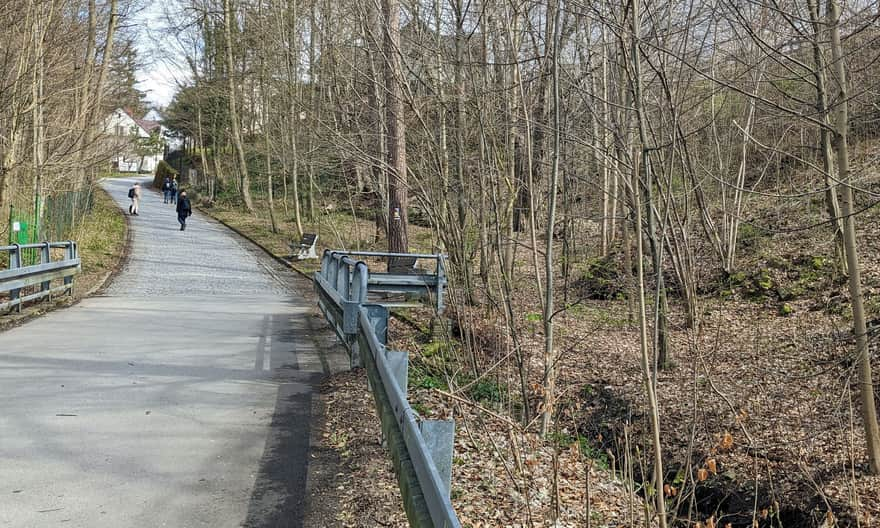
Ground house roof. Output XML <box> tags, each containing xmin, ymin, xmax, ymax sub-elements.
<box><xmin>122</xmin><ymin>108</ymin><xmax>161</xmax><ymax>134</ymax></box>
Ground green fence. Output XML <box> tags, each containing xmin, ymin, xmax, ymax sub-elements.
<box><xmin>8</xmin><ymin>189</ymin><xmax>94</xmax><ymax>267</ymax></box>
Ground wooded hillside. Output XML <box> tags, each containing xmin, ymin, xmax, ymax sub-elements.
<box><xmin>69</xmin><ymin>0</ymin><xmax>880</xmax><ymax>525</ymax></box>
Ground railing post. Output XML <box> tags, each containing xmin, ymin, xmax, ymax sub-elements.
<box><xmin>41</xmin><ymin>242</ymin><xmax>52</xmax><ymax>296</ymax></box>
<box><xmin>9</xmin><ymin>243</ymin><xmax>21</xmax><ymax>312</ymax></box>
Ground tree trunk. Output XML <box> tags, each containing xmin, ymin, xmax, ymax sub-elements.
<box><xmin>631</xmin><ymin>153</ymin><xmax>668</xmax><ymax>528</ymax></box>
<box><xmin>629</xmin><ymin>0</ymin><xmax>669</xmax><ymax>369</ymax></box>
<box><xmin>827</xmin><ymin>0</ymin><xmax>880</xmax><ymax>474</ymax></box>
<box><xmin>808</xmin><ymin>0</ymin><xmax>847</xmax><ymax>274</ymax></box>
<box><xmin>224</xmin><ymin>0</ymin><xmax>254</xmax><ymax>213</ymax></box>
<box><xmin>541</xmin><ymin>0</ymin><xmax>562</xmax><ymax>436</ymax></box>
<box><xmin>383</xmin><ymin>0</ymin><xmax>408</xmax><ymax>255</ymax></box>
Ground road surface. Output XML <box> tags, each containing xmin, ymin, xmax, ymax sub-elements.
<box><xmin>0</xmin><ymin>177</ymin><xmax>347</xmax><ymax>527</ymax></box>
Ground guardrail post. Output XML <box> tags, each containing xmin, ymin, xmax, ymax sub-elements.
<box><xmin>327</xmin><ymin>252</ymin><xmax>340</xmax><ymax>288</ymax></box>
<box><xmin>420</xmin><ymin>420</ymin><xmax>455</xmax><ymax>498</ymax></box>
<box><xmin>63</xmin><ymin>241</ymin><xmax>76</xmax><ymax>294</ymax></box>
<box><xmin>363</xmin><ymin>304</ymin><xmax>388</xmax><ymax>346</ymax></box>
<box><xmin>9</xmin><ymin>243</ymin><xmax>21</xmax><ymax>312</ymax></box>
<box><xmin>349</xmin><ymin>337</ymin><xmax>362</xmax><ymax>369</ymax></box>
<box><xmin>41</xmin><ymin>242</ymin><xmax>52</xmax><ymax>296</ymax></box>
<box><xmin>361</xmin><ymin>304</ymin><xmax>388</xmax><ymax>411</ymax></box>
<box><xmin>436</xmin><ymin>256</ymin><xmax>447</xmax><ymax>314</ymax></box>
<box><xmin>320</xmin><ymin>250</ymin><xmax>332</xmax><ymax>276</ymax></box>
<box><xmin>385</xmin><ymin>350</ymin><xmax>409</xmax><ymax>395</ymax></box>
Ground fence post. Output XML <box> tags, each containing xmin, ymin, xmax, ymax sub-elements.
<box><xmin>9</xmin><ymin>244</ymin><xmax>21</xmax><ymax>312</ymax></box>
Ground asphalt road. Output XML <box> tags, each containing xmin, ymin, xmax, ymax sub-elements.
<box><xmin>0</xmin><ymin>178</ymin><xmax>347</xmax><ymax>527</ymax></box>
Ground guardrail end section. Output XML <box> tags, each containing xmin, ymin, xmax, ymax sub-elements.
<box><xmin>420</xmin><ymin>420</ymin><xmax>455</xmax><ymax>498</ymax></box>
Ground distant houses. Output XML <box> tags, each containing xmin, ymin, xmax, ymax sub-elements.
<box><xmin>104</xmin><ymin>108</ymin><xmax>165</xmax><ymax>173</ymax></box>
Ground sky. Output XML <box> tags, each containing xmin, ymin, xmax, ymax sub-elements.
<box><xmin>133</xmin><ymin>2</ymin><xmax>185</xmax><ymax>109</ymax></box>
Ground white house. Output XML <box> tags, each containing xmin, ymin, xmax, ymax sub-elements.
<box><xmin>104</xmin><ymin>108</ymin><xmax>164</xmax><ymax>173</ymax></box>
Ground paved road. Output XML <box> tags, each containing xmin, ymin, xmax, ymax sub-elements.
<box><xmin>0</xmin><ymin>178</ymin><xmax>347</xmax><ymax>527</ymax></box>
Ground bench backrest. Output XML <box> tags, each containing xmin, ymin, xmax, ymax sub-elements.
<box><xmin>388</xmin><ymin>256</ymin><xmax>417</xmax><ymax>273</ymax></box>
<box><xmin>300</xmin><ymin>233</ymin><xmax>318</xmax><ymax>247</ymax></box>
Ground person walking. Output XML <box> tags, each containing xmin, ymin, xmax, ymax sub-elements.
<box><xmin>128</xmin><ymin>182</ymin><xmax>141</xmax><ymax>216</ymax></box>
<box><xmin>162</xmin><ymin>177</ymin><xmax>172</xmax><ymax>203</ymax></box>
<box><xmin>176</xmin><ymin>190</ymin><xmax>192</xmax><ymax>231</ymax></box>
<box><xmin>170</xmin><ymin>177</ymin><xmax>179</xmax><ymax>204</ymax></box>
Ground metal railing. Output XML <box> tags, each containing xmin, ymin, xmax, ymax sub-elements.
<box><xmin>321</xmin><ymin>250</ymin><xmax>448</xmax><ymax>314</ymax></box>
<box><xmin>1</xmin><ymin>241</ymin><xmax>80</xmax><ymax>313</ymax></box>
<box><xmin>315</xmin><ymin>250</ymin><xmax>460</xmax><ymax>528</ymax></box>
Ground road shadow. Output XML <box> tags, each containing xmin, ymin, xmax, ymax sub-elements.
<box><xmin>242</xmin><ymin>374</ymin><xmax>319</xmax><ymax>528</ymax></box>
<box><xmin>243</xmin><ymin>310</ymin><xmax>347</xmax><ymax>528</ymax></box>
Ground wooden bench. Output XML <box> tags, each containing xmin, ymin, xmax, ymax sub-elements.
<box><xmin>292</xmin><ymin>233</ymin><xmax>318</xmax><ymax>260</ymax></box>
<box><xmin>387</xmin><ymin>255</ymin><xmax>418</xmax><ymax>274</ymax></box>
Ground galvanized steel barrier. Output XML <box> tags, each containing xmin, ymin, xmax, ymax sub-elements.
<box><xmin>0</xmin><ymin>241</ymin><xmax>80</xmax><ymax>313</ymax></box>
<box><xmin>314</xmin><ymin>250</ymin><xmax>460</xmax><ymax>528</ymax></box>
<box><xmin>334</xmin><ymin>250</ymin><xmax>448</xmax><ymax>314</ymax></box>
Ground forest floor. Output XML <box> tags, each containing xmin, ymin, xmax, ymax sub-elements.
<box><xmin>200</xmin><ymin>201</ymin><xmax>648</xmax><ymax>527</ymax></box>
<box><xmin>192</xmin><ymin>138</ymin><xmax>880</xmax><ymax>528</ymax></box>
<box><xmin>0</xmin><ymin>185</ymin><xmax>127</xmax><ymax>331</ymax></box>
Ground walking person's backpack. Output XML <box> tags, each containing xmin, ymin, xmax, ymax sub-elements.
<box><xmin>128</xmin><ymin>187</ymin><xmax>135</xmax><ymax>199</ymax></box>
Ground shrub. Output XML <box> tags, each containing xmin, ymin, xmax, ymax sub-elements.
<box><xmin>152</xmin><ymin>160</ymin><xmax>179</xmax><ymax>188</ymax></box>
<box><xmin>573</xmin><ymin>255</ymin><xmax>623</xmax><ymax>300</ymax></box>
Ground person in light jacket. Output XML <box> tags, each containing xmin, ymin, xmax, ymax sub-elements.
<box><xmin>128</xmin><ymin>182</ymin><xmax>142</xmax><ymax>215</ymax></box>
<box><xmin>176</xmin><ymin>190</ymin><xmax>192</xmax><ymax>231</ymax></box>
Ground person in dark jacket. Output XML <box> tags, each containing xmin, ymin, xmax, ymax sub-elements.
<box><xmin>170</xmin><ymin>177</ymin><xmax>179</xmax><ymax>204</ymax></box>
<box><xmin>176</xmin><ymin>190</ymin><xmax>192</xmax><ymax>231</ymax></box>
<box><xmin>162</xmin><ymin>177</ymin><xmax>172</xmax><ymax>203</ymax></box>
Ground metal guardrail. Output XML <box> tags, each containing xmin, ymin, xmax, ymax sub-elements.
<box><xmin>0</xmin><ymin>241</ymin><xmax>80</xmax><ymax>313</ymax></box>
<box><xmin>324</xmin><ymin>250</ymin><xmax>448</xmax><ymax>314</ymax></box>
<box><xmin>315</xmin><ymin>250</ymin><xmax>460</xmax><ymax>528</ymax></box>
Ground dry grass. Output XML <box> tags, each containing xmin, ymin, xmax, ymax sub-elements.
<box><xmin>0</xmin><ymin>186</ymin><xmax>126</xmax><ymax>328</ymax></box>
